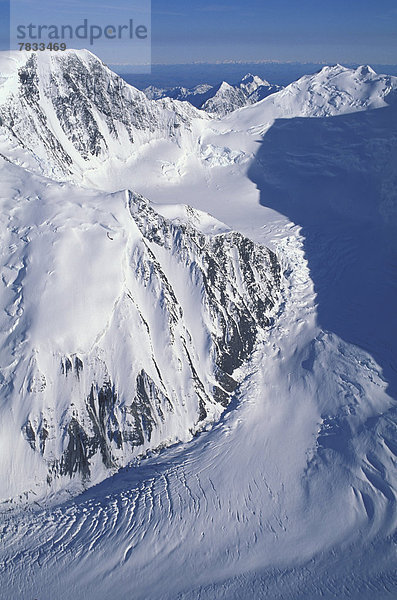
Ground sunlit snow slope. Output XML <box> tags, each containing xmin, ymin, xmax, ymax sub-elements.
<box><xmin>0</xmin><ymin>50</ymin><xmax>396</xmax><ymax>600</ymax></box>
<box><xmin>0</xmin><ymin>159</ymin><xmax>280</xmax><ymax>501</ymax></box>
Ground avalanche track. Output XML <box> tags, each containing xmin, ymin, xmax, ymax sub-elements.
<box><xmin>0</xmin><ymin>223</ymin><xmax>396</xmax><ymax>600</ymax></box>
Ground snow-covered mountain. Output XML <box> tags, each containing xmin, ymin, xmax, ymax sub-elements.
<box><xmin>0</xmin><ymin>157</ymin><xmax>280</xmax><ymax>501</ymax></box>
<box><xmin>0</xmin><ymin>50</ymin><xmax>396</xmax><ymax>600</ymax></box>
<box><xmin>144</xmin><ymin>73</ymin><xmax>282</xmax><ymax>117</ymax></box>
<box><xmin>144</xmin><ymin>82</ymin><xmax>214</xmax><ymax>106</ymax></box>
<box><xmin>142</xmin><ymin>65</ymin><xmax>396</xmax><ymax>121</ymax></box>
<box><xmin>1</xmin><ymin>54</ymin><xmax>396</xmax><ymax>191</ymax></box>
<box><xmin>212</xmin><ymin>64</ymin><xmax>397</xmax><ymax>132</ymax></box>
<box><xmin>194</xmin><ymin>63</ymin><xmax>397</xmax><ymax>173</ymax></box>
<box><xmin>0</xmin><ymin>50</ymin><xmax>208</xmax><ymax>181</ymax></box>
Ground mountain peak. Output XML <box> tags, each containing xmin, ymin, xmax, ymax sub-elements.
<box><xmin>0</xmin><ymin>49</ymin><xmax>207</xmax><ymax>180</ymax></box>
<box><xmin>316</xmin><ymin>63</ymin><xmax>378</xmax><ymax>80</ymax></box>
<box><xmin>239</xmin><ymin>73</ymin><xmax>271</xmax><ymax>91</ymax></box>
<box><xmin>316</xmin><ymin>64</ymin><xmax>349</xmax><ymax>76</ymax></box>
<box><xmin>218</xmin><ymin>80</ymin><xmax>234</xmax><ymax>91</ymax></box>
<box><xmin>355</xmin><ymin>64</ymin><xmax>377</xmax><ymax>77</ymax></box>
<box><xmin>241</xmin><ymin>73</ymin><xmax>257</xmax><ymax>83</ymax></box>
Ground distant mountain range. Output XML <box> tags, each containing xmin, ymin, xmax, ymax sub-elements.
<box><xmin>143</xmin><ymin>73</ymin><xmax>282</xmax><ymax>116</ymax></box>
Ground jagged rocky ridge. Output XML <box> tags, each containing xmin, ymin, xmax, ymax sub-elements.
<box><xmin>0</xmin><ymin>169</ymin><xmax>280</xmax><ymax>498</ymax></box>
<box><xmin>144</xmin><ymin>73</ymin><xmax>282</xmax><ymax>117</ymax></box>
<box><xmin>0</xmin><ymin>50</ymin><xmax>207</xmax><ymax>180</ymax></box>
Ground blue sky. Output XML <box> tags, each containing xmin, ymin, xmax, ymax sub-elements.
<box><xmin>152</xmin><ymin>0</ymin><xmax>397</xmax><ymax>64</ymax></box>
<box><xmin>1</xmin><ymin>0</ymin><xmax>397</xmax><ymax>64</ymax></box>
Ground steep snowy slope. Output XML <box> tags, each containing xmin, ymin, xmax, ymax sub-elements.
<box><xmin>0</xmin><ymin>50</ymin><xmax>208</xmax><ymax>180</ymax></box>
<box><xmin>0</xmin><ymin>157</ymin><xmax>280</xmax><ymax>502</ymax></box>
<box><xmin>1</xmin><ymin>208</ymin><xmax>395</xmax><ymax>600</ymax></box>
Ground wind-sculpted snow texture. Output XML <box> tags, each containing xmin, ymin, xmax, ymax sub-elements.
<box><xmin>0</xmin><ymin>50</ymin><xmax>396</xmax><ymax>600</ymax></box>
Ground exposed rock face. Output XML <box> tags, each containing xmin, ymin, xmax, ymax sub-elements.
<box><xmin>1</xmin><ymin>179</ymin><xmax>280</xmax><ymax>493</ymax></box>
<box><xmin>202</xmin><ymin>76</ymin><xmax>281</xmax><ymax>117</ymax></box>
<box><xmin>0</xmin><ymin>50</ymin><xmax>280</xmax><ymax>498</ymax></box>
<box><xmin>0</xmin><ymin>50</ymin><xmax>207</xmax><ymax>179</ymax></box>
<box><xmin>144</xmin><ymin>73</ymin><xmax>282</xmax><ymax>117</ymax></box>
<box><xmin>130</xmin><ymin>193</ymin><xmax>280</xmax><ymax>406</ymax></box>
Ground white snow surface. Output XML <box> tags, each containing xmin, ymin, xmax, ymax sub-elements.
<box><xmin>0</xmin><ymin>158</ymin><xmax>281</xmax><ymax>503</ymax></box>
<box><xmin>0</xmin><ymin>50</ymin><xmax>396</xmax><ymax>599</ymax></box>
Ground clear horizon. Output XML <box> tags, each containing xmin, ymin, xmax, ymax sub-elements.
<box><xmin>109</xmin><ymin>59</ymin><xmax>397</xmax><ymax>67</ymax></box>
<box><xmin>1</xmin><ymin>1</ymin><xmax>397</xmax><ymax>65</ymax></box>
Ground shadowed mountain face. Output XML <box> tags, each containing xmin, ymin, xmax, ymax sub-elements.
<box><xmin>248</xmin><ymin>104</ymin><xmax>397</xmax><ymax>398</ymax></box>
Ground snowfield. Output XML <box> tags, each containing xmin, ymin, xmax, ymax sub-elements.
<box><xmin>0</xmin><ymin>50</ymin><xmax>396</xmax><ymax>599</ymax></box>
